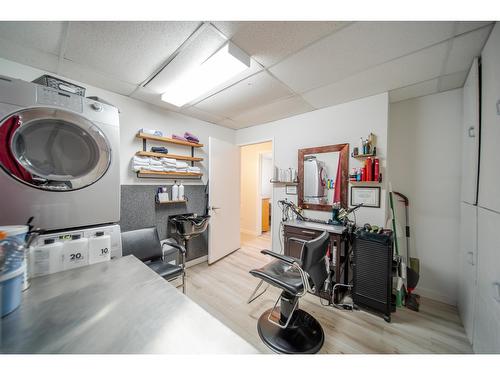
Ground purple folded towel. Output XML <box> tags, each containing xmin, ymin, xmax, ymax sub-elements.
<box><xmin>172</xmin><ymin>134</ymin><xmax>186</xmax><ymax>141</ymax></box>
<box><xmin>184</xmin><ymin>131</ymin><xmax>199</xmax><ymax>143</ymax></box>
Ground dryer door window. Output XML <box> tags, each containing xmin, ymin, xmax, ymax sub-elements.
<box><xmin>0</xmin><ymin>108</ymin><xmax>111</xmax><ymax>191</ymax></box>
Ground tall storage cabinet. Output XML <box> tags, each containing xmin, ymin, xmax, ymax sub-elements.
<box><xmin>458</xmin><ymin>22</ymin><xmax>500</xmax><ymax>353</ymax></box>
<box><xmin>458</xmin><ymin>202</ymin><xmax>477</xmax><ymax>344</ymax></box>
<box><xmin>458</xmin><ymin>57</ymin><xmax>480</xmax><ymax>344</ymax></box>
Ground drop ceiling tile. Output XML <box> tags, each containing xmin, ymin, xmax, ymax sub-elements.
<box><xmin>213</xmin><ymin>21</ymin><xmax>350</xmax><ymax>67</ymax></box>
<box><xmin>270</xmin><ymin>21</ymin><xmax>457</xmax><ymax>93</ymax></box>
<box><xmin>64</xmin><ymin>21</ymin><xmax>200</xmax><ymax>85</ymax></box>
<box><xmin>455</xmin><ymin>21</ymin><xmax>494</xmax><ymax>35</ymax></box>
<box><xmin>180</xmin><ymin>106</ymin><xmax>227</xmax><ymax>125</ymax></box>
<box><xmin>194</xmin><ymin>71</ymin><xmax>294</xmax><ymax>119</ymax></box>
<box><xmin>230</xmin><ymin>95</ymin><xmax>314</xmax><ymax>127</ymax></box>
<box><xmin>389</xmin><ymin>79</ymin><xmax>439</xmax><ymax>103</ymax></box>
<box><xmin>0</xmin><ymin>38</ymin><xmax>59</xmax><ymax>73</ymax></box>
<box><xmin>0</xmin><ymin>22</ymin><xmax>66</xmax><ymax>55</ymax></box>
<box><xmin>218</xmin><ymin>118</ymin><xmax>242</xmax><ymax>129</ymax></box>
<box><xmin>303</xmin><ymin>42</ymin><xmax>448</xmax><ymax>109</ymax></box>
<box><xmin>443</xmin><ymin>25</ymin><xmax>493</xmax><ymax>75</ymax></box>
<box><xmin>59</xmin><ymin>59</ymin><xmax>137</xmax><ymax>96</ymax></box>
<box><xmin>438</xmin><ymin>70</ymin><xmax>468</xmax><ymax>92</ymax></box>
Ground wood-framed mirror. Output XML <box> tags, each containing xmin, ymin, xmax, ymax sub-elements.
<box><xmin>298</xmin><ymin>143</ymin><xmax>349</xmax><ymax>211</ymax></box>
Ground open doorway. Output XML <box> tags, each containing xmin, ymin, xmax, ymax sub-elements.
<box><xmin>240</xmin><ymin>141</ymin><xmax>273</xmax><ymax>248</ymax></box>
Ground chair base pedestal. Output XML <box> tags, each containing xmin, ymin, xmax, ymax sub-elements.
<box><xmin>257</xmin><ymin>308</ymin><xmax>324</xmax><ymax>354</ymax></box>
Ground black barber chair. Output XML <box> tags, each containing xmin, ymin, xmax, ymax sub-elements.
<box><xmin>249</xmin><ymin>231</ymin><xmax>330</xmax><ymax>354</ymax></box>
<box><xmin>121</xmin><ymin>227</ymin><xmax>186</xmax><ymax>293</ymax></box>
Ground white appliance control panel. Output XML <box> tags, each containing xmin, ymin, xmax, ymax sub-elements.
<box><xmin>36</xmin><ymin>85</ymin><xmax>83</xmax><ymax>113</ymax></box>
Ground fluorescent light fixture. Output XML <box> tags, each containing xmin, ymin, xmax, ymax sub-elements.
<box><xmin>160</xmin><ymin>42</ymin><xmax>251</xmax><ymax>107</ymax></box>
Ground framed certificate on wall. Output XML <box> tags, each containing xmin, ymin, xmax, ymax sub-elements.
<box><xmin>350</xmin><ymin>186</ymin><xmax>381</xmax><ymax>208</ymax></box>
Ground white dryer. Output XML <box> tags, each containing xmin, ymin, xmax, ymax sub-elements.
<box><xmin>0</xmin><ymin>75</ymin><xmax>120</xmax><ymax>231</ymax></box>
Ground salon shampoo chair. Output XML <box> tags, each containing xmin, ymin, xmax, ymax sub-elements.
<box><xmin>248</xmin><ymin>231</ymin><xmax>330</xmax><ymax>354</ymax></box>
<box><xmin>121</xmin><ymin>227</ymin><xmax>186</xmax><ymax>293</ymax></box>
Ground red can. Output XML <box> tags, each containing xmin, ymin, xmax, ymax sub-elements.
<box><xmin>361</xmin><ymin>167</ymin><xmax>366</xmax><ymax>181</ymax></box>
<box><xmin>374</xmin><ymin>158</ymin><xmax>380</xmax><ymax>181</ymax></box>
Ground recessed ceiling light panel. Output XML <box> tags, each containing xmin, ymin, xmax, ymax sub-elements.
<box><xmin>161</xmin><ymin>41</ymin><xmax>250</xmax><ymax>107</ymax></box>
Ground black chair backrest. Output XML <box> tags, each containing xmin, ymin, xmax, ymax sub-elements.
<box><xmin>121</xmin><ymin>227</ymin><xmax>162</xmax><ymax>262</ymax></box>
<box><xmin>300</xmin><ymin>231</ymin><xmax>330</xmax><ymax>290</ymax></box>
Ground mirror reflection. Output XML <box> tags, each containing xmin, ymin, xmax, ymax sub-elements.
<box><xmin>303</xmin><ymin>152</ymin><xmax>340</xmax><ymax>206</ymax></box>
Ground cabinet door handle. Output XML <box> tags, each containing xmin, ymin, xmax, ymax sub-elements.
<box><xmin>493</xmin><ymin>282</ymin><xmax>500</xmax><ymax>303</ymax></box>
<box><xmin>468</xmin><ymin>126</ymin><xmax>475</xmax><ymax>138</ymax></box>
<box><xmin>467</xmin><ymin>251</ymin><xmax>475</xmax><ymax>265</ymax></box>
<box><xmin>301</xmin><ymin>230</ymin><xmax>316</xmax><ymax>235</ymax></box>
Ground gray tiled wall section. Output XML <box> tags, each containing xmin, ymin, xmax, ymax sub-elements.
<box><xmin>120</xmin><ymin>184</ymin><xmax>208</xmax><ymax>261</ymax></box>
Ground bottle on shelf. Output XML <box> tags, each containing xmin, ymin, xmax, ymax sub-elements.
<box><xmin>172</xmin><ymin>180</ymin><xmax>179</xmax><ymax>201</ymax></box>
<box><xmin>366</xmin><ymin>157</ymin><xmax>373</xmax><ymax>181</ymax></box>
<box><xmin>179</xmin><ymin>181</ymin><xmax>185</xmax><ymax>200</ymax></box>
<box><xmin>374</xmin><ymin>158</ymin><xmax>380</xmax><ymax>182</ymax></box>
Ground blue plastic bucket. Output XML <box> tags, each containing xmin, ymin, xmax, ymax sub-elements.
<box><xmin>0</xmin><ymin>264</ymin><xmax>25</xmax><ymax>317</ymax></box>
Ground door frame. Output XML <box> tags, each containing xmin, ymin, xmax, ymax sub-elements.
<box><xmin>238</xmin><ymin>137</ymin><xmax>275</xmax><ymax>247</ymax></box>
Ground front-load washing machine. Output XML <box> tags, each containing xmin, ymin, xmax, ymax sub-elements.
<box><xmin>0</xmin><ymin>75</ymin><xmax>120</xmax><ymax>231</ymax></box>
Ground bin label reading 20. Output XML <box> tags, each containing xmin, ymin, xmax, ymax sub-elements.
<box><xmin>70</xmin><ymin>253</ymin><xmax>83</xmax><ymax>261</ymax></box>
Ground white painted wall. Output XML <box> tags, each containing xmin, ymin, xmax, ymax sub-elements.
<box><xmin>388</xmin><ymin>89</ymin><xmax>463</xmax><ymax>305</ymax></box>
<box><xmin>240</xmin><ymin>141</ymin><xmax>272</xmax><ymax>235</ymax></box>
<box><xmin>237</xmin><ymin>93</ymin><xmax>389</xmax><ymax>253</ymax></box>
<box><xmin>0</xmin><ymin>57</ymin><xmax>236</xmax><ymax>185</ymax></box>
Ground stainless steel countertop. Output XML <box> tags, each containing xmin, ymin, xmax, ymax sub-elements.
<box><xmin>284</xmin><ymin>219</ymin><xmax>346</xmax><ymax>234</ymax></box>
<box><xmin>0</xmin><ymin>256</ymin><xmax>258</xmax><ymax>354</ymax></box>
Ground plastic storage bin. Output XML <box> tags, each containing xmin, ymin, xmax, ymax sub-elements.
<box><xmin>1</xmin><ymin>265</ymin><xmax>25</xmax><ymax>317</ymax></box>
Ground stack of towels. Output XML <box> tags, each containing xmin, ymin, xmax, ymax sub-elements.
<box><xmin>131</xmin><ymin>156</ymin><xmax>199</xmax><ymax>174</ymax></box>
<box><xmin>172</xmin><ymin>131</ymin><xmax>200</xmax><ymax>144</ymax></box>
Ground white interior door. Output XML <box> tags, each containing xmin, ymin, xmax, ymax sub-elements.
<box><xmin>208</xmin><ymin>137</ymin><xmax>241</xmax><ymax>264</ymax></box>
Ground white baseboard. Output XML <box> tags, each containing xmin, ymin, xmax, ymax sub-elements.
<box><xmin>414</xmin><ymin>286</ymin><xmax>456</xmax><ymax>306</ymax></box>
<box><xmin>186</xmin><ymin>255</ymin><xmax>207</xmax><ymax>268</ymax></box>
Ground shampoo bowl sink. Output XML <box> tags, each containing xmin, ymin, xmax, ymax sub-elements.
<box><xmin>169</xmin><ymin>214</ymin><xmax>211</xmax><ymax>241</ymax></box>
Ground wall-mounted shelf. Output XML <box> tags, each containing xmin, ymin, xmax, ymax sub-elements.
<box><xmin>157</xmin><ymin>200</ymin><xmax>187</xmax><ymax>204</ymax></box>
<box><xmin>136</xmin><ymin>151</ymin><xmax>203</xmax><ymax>162</ymax></box>
<box><xmin>353</xmin><ymin>153</ymin><xmax>377</xmax><ymax>159</ymax></box>
<box><xmin>270</xmin><ymin>180</ymin><xmax>298</xmax><ymax>185</ymax></box>
<box><xmin>137</xmin><ymin>170</ymin><xmax>202</xmax><ymax>179</ymax></box>
<box><xmin>136</xmin><ymin>132</ymin><xmax>204</xmax><ymax>148</ymax></box>
<box><xmin>350</xmin><ymin>180</ymin><xmax>381</xmax><ymax>184</ymax></box>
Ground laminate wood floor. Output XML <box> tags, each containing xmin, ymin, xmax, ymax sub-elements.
<box><xmin>185</xmin><ymin>233</ymin><xmax>472</xmax><ymax>354</ymax></box>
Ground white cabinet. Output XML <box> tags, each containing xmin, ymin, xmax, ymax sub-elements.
<box><xmin>461</xmin><ymin>58</ymin><xmax>480</xmax><ymax>205</ymax></box>
<box><xmin>473</xmin><ymin>208</ymin><xmax>500</xmax><ymax>353</ymax></box>
<box><xmin>478</xmin><ymin>24</ymin><xmax>500</xmax><ymax>212</ymax></box>
<box><xmin>458</xmin><ymin>202</ymin><xmax>477</xmax><ymax>343</ymax></box>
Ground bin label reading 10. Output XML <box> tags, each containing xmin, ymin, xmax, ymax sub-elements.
<box><xmin>101</xmin><ymin>248</ymin><xmax>109</xmax><ymax>256</ymax></box>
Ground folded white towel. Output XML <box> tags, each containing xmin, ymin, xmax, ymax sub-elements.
<box><xmin>145</xmin><ymin>165</ymin><xmax>165</xmax><ymax>172</ymax></box>
<box><xmin>176</xmin><ymin>161</ymin><xmax>189</xmax><ymax>168</ymax></box>
<box><xmin>149</xmin><ymin>158</ymin><xmax>163</xmax><ymax>166</ymax></box>
<box><xmin>133</xmin><ymin>156</ymin><xmax>150</xmax><ymax>164</ymax></box>
<box><xmin>160</xmin><ymin>157</ymin><xmax>176</xmax><ymax>165</ymax></box>
<box><xmin>188</xmin><ymin>166</ymin><xmax>201</xmax><ymax>171</ymax></box>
